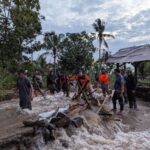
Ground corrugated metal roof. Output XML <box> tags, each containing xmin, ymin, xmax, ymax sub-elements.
<box><xmin>107</xmin><ymin>44</ymin><xmax>150</xmax><ymax>63</ymax></box>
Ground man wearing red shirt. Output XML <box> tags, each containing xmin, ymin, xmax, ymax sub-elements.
<box><xmin>70</xmin><ymin>70</ymin><xmax>91</xmax><ymax>95</ymax></box>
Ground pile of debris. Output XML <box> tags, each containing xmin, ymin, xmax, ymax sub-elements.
<box><xmin>23</xmin><ymin>92</ymin><xmax>115</xmax><ymax>145</ymax></box>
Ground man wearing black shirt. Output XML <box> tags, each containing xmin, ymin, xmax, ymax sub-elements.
<box><xmin>17</xmin><ymin>70</ymin><xmax>32</xmax><ymax>110</ymax></box>
<box><xmin>126</xmin><ymin>70</ymin><xmax>137</xmax><ymax>110</ymax></box>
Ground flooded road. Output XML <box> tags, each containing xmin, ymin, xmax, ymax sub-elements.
<box><xmin>0</xmin><ymin>93</ymin><xmax>150</xmax><ymax>150</ymax></box>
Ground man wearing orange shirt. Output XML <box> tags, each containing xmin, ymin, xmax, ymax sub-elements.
<box><xmin>99</xmin><ymin>69</ymin><xmax>110</xmax><ymax>97</ymax></box>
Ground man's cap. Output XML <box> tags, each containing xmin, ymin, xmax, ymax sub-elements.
<box><xmin>25</xmin><ymin>70</ymin><xmax>28</xmax><ymax>73</ymax></box>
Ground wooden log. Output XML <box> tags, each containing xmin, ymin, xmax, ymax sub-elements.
<box><xmin>96</xmin><ymin>96</ymin><xmax>108</xmax><ymax>114</ymax></box>
<box><xmin>23</xmin><ymin>120</ymin><xmax>55</xmax><ymax>130</ymax></box>
<box><xmin>72</xmin><ymin>80</ymin><xmax>89</xmax><ymax>100</ymax></box>
<box><xmin>68</xmin><ymin>104</ymin><xmax>88</xmax><ymax>116</ymax></box>
<box><xmin>50</xmin><ymin>112</ymin><xmax>70</xmax><ymax>128</ymax></box>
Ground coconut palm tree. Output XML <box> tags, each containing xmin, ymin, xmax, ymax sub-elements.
<box><xmin>93</xmin><ymin>18</ymin><xmax>114</xmax><ymax>67</ymax></box>
<box><xmin>43</xmin><ymin>31</ymin><xmax>64</xmax><ymax>74</ymax></box>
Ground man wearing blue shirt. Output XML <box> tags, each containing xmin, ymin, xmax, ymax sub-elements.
<box><xmin>112</xmin><ymin>69</ymin><xmax>125</xmax><ymax>113</ymax></box>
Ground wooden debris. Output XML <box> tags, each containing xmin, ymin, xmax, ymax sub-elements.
<box><xmin>50</xmin><ymin>112</ymin><xmax>70</xmax><ymax>128</ymax></box>
<box><xmin>22</xmin><ymin>91</ymin><xmax>114</xmax><ymax>144</ymax></box>
<box><xmin>68</xmin><ymin>104</ymin><xmax>87</xmax><ymax>116</ymax></box>
<box><xmin>22</xmin><ymin>102</ymin><xmax>87</xmax><ymax>143</ymax></box>
<box><xmin>97</xmin><ymin>96</ymin><xmax>108</xmax><ymax>114</ymax></box>
<box><xmin>72</xmin><ymin>81</ymin><xmax>89</xmax><ymax>100</ymax></box>
<box><xmin>71</xmin><ymin>117</ymin><xmax>84</xmax><ymax>128</ymax></box>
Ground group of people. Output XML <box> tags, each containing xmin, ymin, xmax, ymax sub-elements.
<box><xmin>17</xmin><ymin>67</ymin><xmax>137</xmax><ymax>114</ymax></box>
<box><xmin>17</xmin><ymin>69</ymin><xmax>70</xmax><ymax>110</ymax></box>
<box><xmin>99</xmin><ymin>68</ymin><xmax>137</xmax><ymax>114</ymax></box>
<box><xmin>112</xmin><ymin>68</ymin><xmax>137</xmax><ymax>114</ymax></box>
<box><xmin>47</xmin><ymin>69</ymin><xmax>69</xmax><ymax>95</ymax></box>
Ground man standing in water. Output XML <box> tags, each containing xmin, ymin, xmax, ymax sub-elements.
<box><xmin>112</xmin><ymin>69</ymin><xmax>124</xmax><ymax>114</ymax></box>
<box><xmin>99</xmin><ymin>69</ymin><xmax>110</xmax><ymax>97</ymax></box>
<box><xmin>17</xmin><ymin>69</ymin><xmax>33</xmax><ymax>110</ymax></box>
<box><xmin>126</xmin><ymin>69</ymin><xmax>137</xmax><ymax>110</ymax></box>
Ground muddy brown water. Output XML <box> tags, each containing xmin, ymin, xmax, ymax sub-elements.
<box><xmin>0</xmin><ymin>93</ymin><xmax>150</xmax><ymax>150</ymax></box>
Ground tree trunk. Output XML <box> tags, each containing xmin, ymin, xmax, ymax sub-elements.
<box><xmin>1</xmin><ymin>46</ymin><xmax>5</xmax><ymax>69</ymax></box>
<box><xmin>1</xmin><ymin>54</ymin><xmax>5</xmax><ymax>69</ymax></box>
<box><xmin>116</xmin><ymin>63</ymin><xmax>119</xmax><ymax>69</ymax></box>
<box><xmin>54</xmin><ymin>54</ymin><xmax>56</xmax><ymax>75</ymax></box>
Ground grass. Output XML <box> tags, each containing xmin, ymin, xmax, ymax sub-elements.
<box><xmin>0</xmin><ymin>89</ymin><xmax>16</xmax><ymax>101</ymax></box>
<box><xmin>0</xmin><ymin>71</ymin><xmax>17</xmax><ymax>90</ymax></box>
<box><xmin>138</xmin><ymin>79</ymin><xmax>150</xmax><ymax>86</ymax></box>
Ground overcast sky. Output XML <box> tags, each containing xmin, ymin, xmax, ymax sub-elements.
<box><xmin>37</xmin><ymin>0</ymin><xmax>150</xmax><ymax>60</ymax></box>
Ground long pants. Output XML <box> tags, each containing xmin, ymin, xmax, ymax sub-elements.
<box><xmin>127</xmin><ymin>90</ymin><xmax>137</xmax><ymax>109</ymax></box>
<box><xmin>20</xmin><ymin>98</ymin><xmax>32</xmax><ymax>110</ymax></box>
<box><xmin>123</xmin><ymin>92</ymin><xmax>128</xmax><ymax>104</ymax></box>
<box><xmin>112</xmin><ymin>91</ymin><xmax>124</xmax><ymax>111</ymax></box>
<box><xmin>48</xmin><ymin>84</ymin><xmax>59</xmax><ymax>94</ymax></box>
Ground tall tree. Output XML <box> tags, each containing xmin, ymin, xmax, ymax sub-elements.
<box><xmin>59</xmin><ymin>31</ymin><xmax>96</xmax><ymax>74</ymax></box>
<box><xmin>10</xmin><ymin>0</ymin><xmax>42</xmax><ymax>59</ymax></box>
<box><xmin>93</xmin><ymin>18</ymin><xmax>114</xmax><ymax>68</ymax></box>
<box><xmin>0</xmin><ymin>0</ymin><xmax>13</xmax><ymax>68</ymax></box>
<box><xmin>43</xmin><ymin>32</ymin><xmax>64</xmax><ymax>74</ymax></box>
<box><xmin>0</xmin><ymin>0</ymin><xmax>43</xmax><ymax>69</ymax></box>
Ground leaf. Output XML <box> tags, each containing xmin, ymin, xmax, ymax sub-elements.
<box><xmin>103</xmin><ymin>38</ymin><xmax>109</xmax><ymax>49</ymax></box>
<box><xmin>103</xmin><ymin>34</ymin><xmax>115</xmax><ymax>39</ymax></box>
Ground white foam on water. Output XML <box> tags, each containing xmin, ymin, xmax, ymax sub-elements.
<box><xmin>31</xmin><ymin>93</ymin><xmax>150</xmax><ymax>150</ymax></box>
<box><xmin>1</xmin><ymin>92</ymin><xmax>150</xmax><ymax>150</ymax></box>
<box><xmin>42</xmin><ymin>124</ymin><xmax>150</xmax><ymax>150</ymax></box>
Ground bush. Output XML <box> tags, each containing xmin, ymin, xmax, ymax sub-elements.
<box><xmin>144</xmin><ymin>62</ymin><xmax>150</xmax><ymax>74</ymax></box>
<box><xmin>0</xmin><ymin>69</ymin><xmax>17</xmax><ymax>90</ymax></box>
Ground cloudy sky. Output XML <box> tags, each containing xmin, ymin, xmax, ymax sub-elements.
<box><xmin>38</xmin><ymin>0</ymin><xmax>150</xmax><ymax>59</ymax></box>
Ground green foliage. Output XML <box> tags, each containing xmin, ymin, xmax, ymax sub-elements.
<box><xmin>35</xmin><ymin>55</ymin><xmax>53</xmax><ymax>74</ymax></box>
<box><xmin>138</xmin><ymin>62</ymin><xmax>150</xmax><ymax>74</ymax></box>
<box><xmin>0</xmin><ymin>0</ymin><xmax>42</xmax><ymax>69</ymax></box>
<box><xmin>59</xmin><ymin>31</ymin><xmax>96</xmax><ymax>74</ymax></box>
<box><xmin>93</xmin><ymin>18</ymin><xmax>114</xmax><ymax>64</ymax></box>
<box><xmin>19</xmin><ymin>61</ymin><xmax>36</xmax><ymax>73</ymax></box>
<box><xmin>144</xmin><ymin>62</ymin><xmax>150</xmax><ymax>73</ymax></box>
<box><xmin>138</xmin><ymin>79</ymin><xmax>150</xmax><ymax>86</ymax></box>
<box><xmin>0</xmin><ymin>69</ymin><xmax>17</xmax><ymax>89</ymax></box>
<box><xmin>43</xmin><ymin>32</ymin><xmax>64</xmax><ymax>69</ymax></box>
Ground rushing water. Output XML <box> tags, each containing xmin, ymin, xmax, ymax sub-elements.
<box><xmin>31</xmin><ymin>116</ymin><xmax>150</xmax><ymax>150</ymax></box>
<box><xmin>30</xmin><ymin>93</ymin><xmax>150</xmax><ymax>150</ymax></box>
<box><xmin>1</xmin><ymin>92</ymin><xmax>150</xmax><ymax>150</ymax></box>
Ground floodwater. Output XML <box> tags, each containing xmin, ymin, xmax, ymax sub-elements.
<box><xmin>0</xmin><ymin>92</ymin><xmax>150</xmax><ymax>150</ymax></box>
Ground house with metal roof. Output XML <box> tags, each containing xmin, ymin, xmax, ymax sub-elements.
<box><xmin>107</xmin><ymin>44</ymin><xmax>150</xmax><ymax>64</ymax></box>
